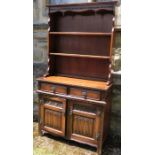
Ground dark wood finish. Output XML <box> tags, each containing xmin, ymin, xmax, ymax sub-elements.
<box><xmin>67</xmin><ymin>101</ymin><xmax>103</xmax><ymax>147</ymax></box>
<box><xmin>50</xmin><ymin>35</ymin><xmax>111</xmax><ymax>56</ymax></box>
<box><xmin>70</xmin><ymin>87</ymin><xmax>100</xmax><ymax>101</ymax></box>
<box><xmin>39</xmin><ymin>96</ymin><xmax>66</xmax><ymax>137</ymax></box>
<box><xmin>37</xmin><ymin>90</ymin><xmax>106</xmax><ymax>106</ymax></box>
<box><xmin>53</xmin><ymin>57</ymin><xmax>110</xmax><ymax>81</ymax></box>
<box><xmin>37</xmin><ymin>1</ymin><xmax>117</xmax><ymax>155</ymax></box>
<box><xmin>39</xmin><ymin>82</ymin><xmax>67</xmax><ymax>94</ymax></box>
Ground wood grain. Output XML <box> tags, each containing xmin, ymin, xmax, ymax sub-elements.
<box><xmin>37</xmin><ymin>1</ymin><xmax>116</xmax><ymax>154</ymax></box>
<box><xmin>40</xmin><ymin>82</ymin><xmax>67</xmax><ymax>94</ymax></box>
<box><xmin>37</xmin><ymin>76</ymin><xmax>111</xmax><ymax>90</ymax></box>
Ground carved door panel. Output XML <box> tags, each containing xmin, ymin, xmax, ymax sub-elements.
<box><xmin>68</xmin><ymin>101</ymin><xmax>102</xmax><ymax>147</ymax></box>
<box><xmin>40</xmin><ymin>96</ymin><xmax>66</xmax><ymax>137</ymax></box>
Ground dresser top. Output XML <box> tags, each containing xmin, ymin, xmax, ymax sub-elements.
<box><xmin>37</xmin><ymin>76</ymin><xmax>111</xmax><ymax>91</ymax></box>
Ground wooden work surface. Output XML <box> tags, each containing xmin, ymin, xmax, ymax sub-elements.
<box><xmin>37</xmin><ymin>76</ymin><xmax>111</xmax><ymax>90</ymax></box>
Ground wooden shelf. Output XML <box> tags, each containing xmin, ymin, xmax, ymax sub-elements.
<box><xmin>49</xmin><ymin>32</ymin><xmax>112</xmax><ymax>36</ymax></box>
<box><xmin>37</xmin><ymin>76</ymin><xmax>111</xmax><ymax>90</ymax></box>
<box><xmin>50</xmin><ymin>53</ymin><xmax>110</xmax><ymax>59</ymax></box>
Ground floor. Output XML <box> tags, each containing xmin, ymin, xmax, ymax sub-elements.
<box><xmin>33</xmin><ymin>122</ymin><xmax>121</xmax><ymax>155</ymax></box>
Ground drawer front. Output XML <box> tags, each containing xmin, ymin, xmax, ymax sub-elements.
<box><xmin>40</xmin><ymin>82</ymin><xmax>67</xmax><ymax>94</ymax></box>
<box><xmin>70</xmin><ymin>87</ymin><xmax>100</xmax><ymax>101</ymax></box>
<box><xmin>87</xmin><ymin>90</ymin><xmax>100</xmax><ymax>100</ymax></box>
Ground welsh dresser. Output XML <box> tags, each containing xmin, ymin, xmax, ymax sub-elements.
<box><xmin>37</xmin><ymin>1</ymin><xmax>117</xmax><ymax>154</ymax></box>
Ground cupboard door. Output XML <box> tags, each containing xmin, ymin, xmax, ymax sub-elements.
<box><xmin>68</xmin><ymin>101</ymin><xmax>102</xmax><ymax>147</ymax></box>
<box><xmin>40</xmin><ymin>96</ymin><xmax>66</xmax><ymax>137</ymax></box>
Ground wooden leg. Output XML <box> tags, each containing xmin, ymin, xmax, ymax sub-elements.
<box><xmin>97</xmin><ymin>147</ymin><xmax>102</xmax><ymax>155</ymax></box>
<box><xmin>38</xmin><ymin>103</ymin><xmax>42</xmax><ymax>135</ymax></box>
<box><xmin>38</xmin><ymin>102</ymin><xmax>45</xmax><ymax>136</ymax></box>
<box><xmin>38</xmin><ymin>97</ymin><xmax>45</xmax><ymax>136</ymax></box>
<box><xmin>97</xmin><ymin>134</ymin><xmax>103</xmax><ymax>155</ymax></box>
<box><xmin>38</xmin><ymin>121</ymin><xmax>44</xmax><ymax>136</ymax></box>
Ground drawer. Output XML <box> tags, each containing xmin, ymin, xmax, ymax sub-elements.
<box><xmin>39</xmin><ymin>82</ymin><xmax>67</xmax><ymax>95</ymax></box>
<box><xmin>70</xmin><ymin>87</ymin><xmax>100</xmax><ymax>101</ymax></box>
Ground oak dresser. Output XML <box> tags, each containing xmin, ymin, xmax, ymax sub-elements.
<box><xmin>37</xmin><ymin>1</ymin><xmax>117</xmax><ymax>154</ymax></box>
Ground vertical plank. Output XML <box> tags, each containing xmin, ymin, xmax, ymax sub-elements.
<box><xmin>97</xmin><ymin>108</ymin><xmax>104</xmax><ymax>155</ymax></box>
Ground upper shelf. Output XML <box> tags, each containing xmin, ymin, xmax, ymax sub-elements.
<box><xmin>49</xmin><ymin>32</ymin><xmax>112</xmax><ymax>36</ymax></box>
<box><xmin>50</xmin><ymin>53</ymin><xmax>110</xmax><ymax>60</ymax></box>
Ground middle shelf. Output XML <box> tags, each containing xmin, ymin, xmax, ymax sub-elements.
<box><xmin>50</xmin><ymin>52</ymin><xmax>110</xmax><ymax>59</ymax></box>
<box><xmin>49</xmin><ymin>32</ymin><xmax>112</xmax><ymax>36</ymax></box>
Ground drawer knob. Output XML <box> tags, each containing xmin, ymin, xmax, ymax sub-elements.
<box><xmin>51</xmin><ymin>86</ymin><xmax>56</xmax><ymax>93</ymax></box>
<box><xmin>82</xmin><ymin>90</ymin><xmax>87</xmax><ymax>99</ymax></box>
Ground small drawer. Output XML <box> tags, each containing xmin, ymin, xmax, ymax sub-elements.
<box><xmin>39</xmin><ymin>82</ymin><xmax>67</xmax><ymax>95</ymax></box>
<box><xmin>70</xmin><ymin>87</ymin><xmax>100</xmax><ymax>101</ymax></box>
<box><xmin>87</xmin><ymin>90</ymin><xmax>100</xmax><ymax>101</ymax></box>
